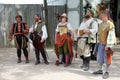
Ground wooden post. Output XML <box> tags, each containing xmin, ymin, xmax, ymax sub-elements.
<box><xmin>4</xmin><ymin>5</ymin><xmax>7</xmax><ymax>47</ymax></box>
<box><xmin>44</xmin><ymin>0</ymin><xmax>51</xmax><ymax>47</ymax></box>
<box><xmin>44</xmin><ymin>0</ymin><xmax>48</xmax><ymax>26</ymax></box>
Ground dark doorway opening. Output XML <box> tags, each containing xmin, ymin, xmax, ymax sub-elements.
<box><xmin>110</xmin><ymin>0</ymin><xmax>118</xmax><ymax>23</ymax></box>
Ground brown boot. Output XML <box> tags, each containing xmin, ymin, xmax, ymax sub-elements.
<box><xmin>55</xmin><ymin>60</ymin><xmax>59</xmax><ymax>66</ymax></box>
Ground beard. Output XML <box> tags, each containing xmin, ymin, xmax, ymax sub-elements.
<box><xmin>34</xmin><ymin>18</ymin><xmax>39</xmax><ymax>22</ymax></box>
<box><xmin>85</xmin><ymin>15</ymin><xmax>90</xmax><ymax>19</ymax></box>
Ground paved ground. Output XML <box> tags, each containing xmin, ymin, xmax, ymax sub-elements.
<box><xmin>0</xmin><ymin>45</ymin><xmax>120</xmax><ymax>80</ymax></box>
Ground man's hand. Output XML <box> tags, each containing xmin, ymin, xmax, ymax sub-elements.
<box><xmin>9</xmin><ymin>35</ymin><xmax>13</xmax><ymax>41</ymax></box>
<box><xmin>83</xmin><ymin>29</ymin><xmax>90</xmax><ymax>34</ymax></box>
<box><xmin>105</xmin><ymin>47</ymin><xmax>109</xmax><ymax>51</ymax></box>
<box><xmin>22</xmin><ymin>29</ymin><xmax>27</xmax><ymax>34</ymax></box>
<box><xmin>75</xmin><ymin>29</ymin><xmax>78</xmax><ymax>35</ymax></box>
<box><xmin>40</xmin><ymin>39</ymin><xmax>45</xmax><ymax>43</ymax></box>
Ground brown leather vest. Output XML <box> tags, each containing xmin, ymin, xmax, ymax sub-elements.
<box><xmin>33</xmin><ymin>21</ymin><xmax>45</xmax><ymax>36</ymax></box>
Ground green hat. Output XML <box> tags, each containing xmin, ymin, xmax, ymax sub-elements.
<box><xmin>87</xmin><ymin>8</ymin><xmax>94</xmax><ymax>17</ymax></box>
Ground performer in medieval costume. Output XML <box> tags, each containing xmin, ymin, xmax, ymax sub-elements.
<box><xmin>55</xmin><ymin>13</ymin><xmax>74</xmax><ymax>67</ymax></box>
<box><xmin>9</xmin><ymin>14</ymin><xmax>29</xmax><ymax>63</ymax></box>
<box><xmin>77</xmin><ymin>8</ymin><xmax>98</xmax><ymax>71</ymax></box>
<box><xmin>29</xmin><ymin>14</ymin><xmax>49</xmax><ymax>65</ymax></box>
<box><xmin>93</xmin><ymin>10</ymin><xmax>116</xmax><ymax>79</ymax></box>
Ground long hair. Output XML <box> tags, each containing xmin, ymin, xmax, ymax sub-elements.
<box><xmin>100</xmin><ymin>10</ymin><xmax>114</xmax><ymax>23</ymax></box>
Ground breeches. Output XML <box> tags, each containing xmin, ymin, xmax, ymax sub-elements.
<box><xmin>77</xmin><ymin>38</ymin><xmax>91</xmax><ymax>57</ymax></box>
<box><xmin>97</xmin><ymin>44</ymin><xmax>107</xmax><ymax>64</ymax></box>
<box><xmin>58</xmin><ymin>41</ymin><xmax>68</xmax><ymax>54</ymax></box>
<box><xmin>14</xmin><ymin>35</ymin><xmax>27</xmax><ymax>49</ymax></box>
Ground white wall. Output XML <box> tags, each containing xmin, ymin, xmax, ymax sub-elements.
<box><xmin>47</xmin><ymin>0</ymin><xmax>66</xmax><ymax>5</ymax></box>
<box><xmin>67</xmin><ymin>0</ymin><xmax>80</xmax><ymax>40</ymax></box>
<box><xmin>0</xmin><ymin>0</ymin><xmax>43</xmax><ymax>4</ymax></box>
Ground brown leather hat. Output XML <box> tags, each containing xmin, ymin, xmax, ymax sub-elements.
<box><xmin>60</xmin><ymin>13</ymin><xmax>68</xmax><ymax>18</ymax></box>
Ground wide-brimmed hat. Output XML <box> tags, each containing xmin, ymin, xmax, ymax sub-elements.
<box><xmin>60</xmin><ymin>13</ymin><xmax>68</xmax><ymax>18</ymax></box>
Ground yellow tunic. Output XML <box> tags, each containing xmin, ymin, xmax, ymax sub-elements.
<box><xmin>98</xmin><ymin>20</ymin><xmax>114</xmax><ymax>45</ymax></box>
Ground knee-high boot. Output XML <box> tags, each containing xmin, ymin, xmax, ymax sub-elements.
<box><xmin>80</xmin><ymin>56</ymin><xmax>86</xmax><ymax>68</ymax></box>
<box><xmin>41</xmin><ymin>49</ymin><xmax>49</xmax><ymax>64</ymax></box>
<box><xmin>35</xmin><ymin>49</ymin><xmax>40</xmax><ymax>65</ymax></box>
<box><xmin>86</xmin><ymin>57</ymin><xmax>90</xmax><ymax>68</ymax></box>
<box><xmin>64</xmin><ymin>54</ymin><xmax>69</xmax><ymax>67</ymax></box>
<box><xmin>84</xmin><ymin>57</ymin><xmax>90</xmax><ymax>71</ymax></box>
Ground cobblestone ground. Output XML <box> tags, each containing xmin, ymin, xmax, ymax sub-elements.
<box><xmin>0</xmin><ymin>45</ymin><xmax>120</xmax><ymax>80</ymax></box>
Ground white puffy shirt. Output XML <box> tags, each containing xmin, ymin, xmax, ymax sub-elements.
<box><xmin>78</xmin><ymin>18</ymin><xmax>98</xmax><ymax>37</ymax></box>
<box><xmin>29</xmin><ymin>23</ymin><xmax>48</xmax><ymax>40</ymax></box>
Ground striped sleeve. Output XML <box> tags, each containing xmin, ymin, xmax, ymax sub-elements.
<box><xmin>9</xmin><ymin>23</ymin><xmax>14</xmax><ymax>36</ymax></box>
